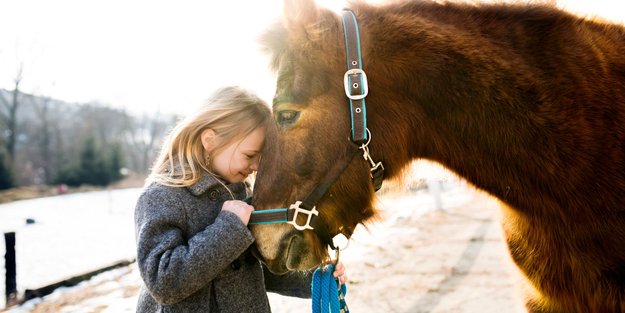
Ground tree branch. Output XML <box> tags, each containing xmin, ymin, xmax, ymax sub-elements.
<box><xmin>0</xmin><ymin>92</ymin><xmax>9</xmax><ymax>125</ymax></box>
<box><xmin>0</xmin><ymin>91</ymin><xmax>9</xmax><ymax>112</ymax></box>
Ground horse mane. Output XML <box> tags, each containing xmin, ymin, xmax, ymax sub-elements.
<box><xmin>261</xmin><ymin>0</ymin><xmax>624</xmax><ymax>72</ymax></box>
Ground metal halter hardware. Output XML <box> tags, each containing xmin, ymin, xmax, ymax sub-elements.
<box><xmin>287</xmin><ymin>201</ymin><xmax>319</xmax><ymax>231</ymax></box>
<box><xmin>344</xmin><ymin>68</ymin><xmax>369</xmax><ymax>100</ymax></box>
<box><xmin>359</xmin><ymin>129</ymin><xmax>385</xmax><ymax>188</ymax></box>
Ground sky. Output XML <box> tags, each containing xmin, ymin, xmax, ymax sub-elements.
<box><xmin>1</xmin><ymin>0</ymin><xmax>624</xmax><ymax>116</ymax></box>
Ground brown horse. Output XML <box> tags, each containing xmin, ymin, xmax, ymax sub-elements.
<box><xmin>250</xmin><ymin>0</ymin><xmax>625</xmax><ymax>312</ymax></box>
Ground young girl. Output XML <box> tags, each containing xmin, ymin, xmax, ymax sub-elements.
<box><xmin>134</xmin><ymin>86</ymin><xmax>346</xmax><ymax>312</ymax></box>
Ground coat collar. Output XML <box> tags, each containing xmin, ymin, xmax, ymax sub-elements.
<box><xmin>187</xmin><ymin>173</ymin><xmax>247</xmax><ymax>197</ymax></box>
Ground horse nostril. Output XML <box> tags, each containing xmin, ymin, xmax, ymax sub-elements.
<box><xmin>286</xmin><ymin>233</ymin><xmax>308</xmax><ymax>268</ymax></box>
<box><xmin>290</xmin><ymin>234</ymin><xmax>303</xmax><ymax>247</ymax></box>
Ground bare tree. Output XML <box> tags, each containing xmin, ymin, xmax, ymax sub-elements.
<box><xmin>0</xmin><ymin>63</ymin><xmax>24</xmax><ymax>168</ymax></box>
<box><xmin>0</xmin><ymin>85</ymin><xmax>175</xmax><ymax>187</ymax></box>
<box><xmin>124</xmin><ymin>112</ymin><xmax>173</xmax><ymax>175</ymax></box>
<box><xmin>32</xmin><ymin>95</ymin><xmax>52</xmax><ymax>183</ymax></box>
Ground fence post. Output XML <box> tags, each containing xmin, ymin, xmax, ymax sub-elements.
<box><xmin>4</xmin><ymin>232</ymin><xmax>17</xmax><ymax>306</ymax></box>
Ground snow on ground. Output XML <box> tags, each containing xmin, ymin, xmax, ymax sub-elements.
<box><xmin>1</xmin><ymin>161</ymin><xmax>520</xmax><ymax>313</ymax></box>
<box><xmin>0</xmin><ymin>188</ymin><xmax>141</xmax><ymax>308</ymax></box>
<box><xmin>4</xmin><ymin>264</ymin><xmax>142</xmax><ymax>313</ymax></box>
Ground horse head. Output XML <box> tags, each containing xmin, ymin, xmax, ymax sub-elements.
<box><xmin>249</xmin><ymin>0</ymin><xmax>387</xmax><ymax>274</ymax></box>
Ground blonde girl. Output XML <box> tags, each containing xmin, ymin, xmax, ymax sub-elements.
<box><xmin>134</xmin><ymin>86</ymin><xmax>345</xmax><ymax>313</ymax></box>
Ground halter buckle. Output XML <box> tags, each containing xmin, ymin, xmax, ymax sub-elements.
<box><xmin>287</xmin><ymin>201</ymin><xmax>319</xmax><ymax>231</ymax></box>
<box><xmin>343</xmin><ymin>69</ymin><xmax>369</xmax><ymax>100</ymax></box>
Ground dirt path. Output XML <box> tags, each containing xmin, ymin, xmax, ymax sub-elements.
<box><xmin>4</xmin><ymin>183</ymin><xmax>528</xmax><ymax>313</ymax></box>
<box><xmin>269</xmin><ymin>187</ymin><xmax>527</xmax><ymax>313</ymax></box>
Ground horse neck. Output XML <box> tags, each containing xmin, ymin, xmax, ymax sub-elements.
<box><xmin>367</xmin><ymin>93</ymin><xmax>539</xmax><ymax>204</ymax></box>
<box><xmin>362</xmin><ymin>4</ymin><xmax>622</xmax><ymax>212</ymax></box>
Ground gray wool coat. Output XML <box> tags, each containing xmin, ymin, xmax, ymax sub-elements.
<box><xmin>134</xmin><ymin>173</ymin><xmax>312</xmax><ymax>313</ymax></box>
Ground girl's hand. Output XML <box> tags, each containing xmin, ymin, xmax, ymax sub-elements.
<box><xmin>221</xmin><ymin>200</ymin><xmax>254</xmax><ymax>225</ymax></box>
<box><xmin>332</xmin><ymin>261</ymin><xmax>347</xmax><ymax>285</ymax></box>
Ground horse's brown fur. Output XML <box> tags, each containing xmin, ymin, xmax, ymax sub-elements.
<box><xmin>252</xmin><ymin>1</ymin><xmax>625</xmax><ymax>312</ymax></box>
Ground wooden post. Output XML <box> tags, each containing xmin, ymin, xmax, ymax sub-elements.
<box><xmin>4</xmin><ymin>232</ymin><xmax>17</xmax><ymax>306</ymax></box>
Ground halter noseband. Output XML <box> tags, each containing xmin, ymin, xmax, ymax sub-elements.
<box><xmin>249</xmin><ymin>10</ymin><xmax>384</xmax><ymax>250</ymax></box>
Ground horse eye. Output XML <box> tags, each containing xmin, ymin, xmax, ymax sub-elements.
<box><xmin>277</xmin><ymin>110</ymin><xmax>300</xmax><ymax>126</ymax></box>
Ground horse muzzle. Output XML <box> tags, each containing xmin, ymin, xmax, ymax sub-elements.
<box><xmin>251</xmin><ymin>224</ymin><xmax>321</xmax><ymax>274</ymax></box>
<box><xmin>285</xmin><ymin>232</ymin><xmax>321</xmax><ymax>271</ymax></box>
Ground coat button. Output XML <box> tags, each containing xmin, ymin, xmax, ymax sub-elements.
<box><xmin>208</xmin><ymin>189</ymin><xmax>220</xmax><ymax>200</ymax></box>
<box><xmin>231</xmin><ymin>259</ymin><xmax>241</xmax><ymax>270</ymax></box>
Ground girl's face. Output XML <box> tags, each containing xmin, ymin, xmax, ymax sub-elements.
<box><xmin>210</xmin><ymin>127</ymin><xmax>265</xmax><ymax>183</ymax></box>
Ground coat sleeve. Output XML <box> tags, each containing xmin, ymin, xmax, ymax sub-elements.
<box><xmin>134</xmin><ymin>186</ymin><xmax>255</xmax><ymax>305</ymax></box>
<box><xmin>263</xmin><ymin>265</ymin><xmax>313</xmax><ymax>298</ymax></box>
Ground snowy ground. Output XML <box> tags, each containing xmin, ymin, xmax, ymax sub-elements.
<box><xmin>0</xmin><ymin>188</ymin><xmax>140</xmax><ymax>308</ymax></box>
<box><xmin>1</xmin><ymin>161</ymin><xmax>526</xmax><ymax>312</ymax></box>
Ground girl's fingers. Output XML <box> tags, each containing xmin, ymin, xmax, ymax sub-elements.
<box><xmin>333</xmin><ymin>263</ymin><xmax>345</xmax><ymax>277</ymax></box>
<box><xmin>338</xmin><ymin>273</ymin><xmax>347</xmax><ymax>285</ymax></box>
<box><xmin>326</xmin><ymin>261</ymin><xmax>347</xmax><ymax>284</ymax></box>
<box><xmin>335</xmin><ymin>262</ymin><xmax>344</xmax><ymax>271</ymax></box>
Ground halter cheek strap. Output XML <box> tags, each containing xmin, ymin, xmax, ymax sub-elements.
<box><xmin>342</xmin><ymin>10</ymin><xmax>368</xmax><ymax>144</ymax></box>
<box><xmin>342</xmin><ymin>10</ymin><xmax>384</xmax><ymax>191</ymax></box>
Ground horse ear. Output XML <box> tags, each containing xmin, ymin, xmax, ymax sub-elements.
<box><xmin>283</xmin><ymin>0</ymin><xmax>320</xmax><ymax>38</ymax></box>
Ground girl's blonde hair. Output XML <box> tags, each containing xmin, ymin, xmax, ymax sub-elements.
<box><xmin>148</xmin><ymin>86</ymin><xmax>272</xmax><ymax>187</ymax></box>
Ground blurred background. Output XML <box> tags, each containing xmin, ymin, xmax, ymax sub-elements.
<box><xmin>1</xmin><ymin>0</ymin><xmax>624</xmax><ymax>192</ymax></box>
<box><xmin>1</xmin><ymin>0</ymin><xmax>624</xmax><ymax>312</ymax></box>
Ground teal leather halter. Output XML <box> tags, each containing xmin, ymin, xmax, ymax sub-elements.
<box><xmin>249</xmin><ymin>10</ymin><xmax>384</xmax><ymax>250</ymax></box>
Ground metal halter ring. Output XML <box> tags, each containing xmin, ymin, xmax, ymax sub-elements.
<box><xmin>332</xmin><ymin>233</ymin><xmax>350</xmax><ymax>251</ymax></box>
<box><xmin>361</xmin><ymin>128</ymin><xmax>372</xmax><ymax>147</ymax></box>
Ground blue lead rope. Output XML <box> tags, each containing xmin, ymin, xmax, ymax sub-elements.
<box><xmin>312</xmin><ymin>264</ymin><xmax>349</xmax><ymax>313</ymax></box>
